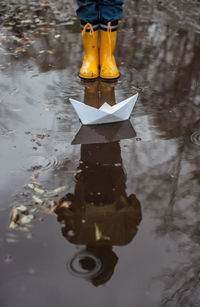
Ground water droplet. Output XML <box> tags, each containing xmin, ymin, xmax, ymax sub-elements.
<box><xmin>170</xmin><ymin>174</ymin><xmax>176</xmax><ymax>178</ymax></box>
<box><xmin>67</xmin><ymin>251</ymin><xmax>102</xmax><ymax>278</ymax></box>
<box><xmin>67</xmin><ymin>230</ymin><xmax>75</xmax><ymax>237</ymax></box>
<box><xmin>21</xmin><ymin>155</ymin><xmax>59</xmax><ymax>172</ymax></box>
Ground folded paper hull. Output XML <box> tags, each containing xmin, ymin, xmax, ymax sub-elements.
<box><xmin>69</xmin><ymin>93</ymin><xmax>138</xmax><ymax>125</ymax></box>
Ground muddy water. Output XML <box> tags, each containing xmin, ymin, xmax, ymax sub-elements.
<box><xmin>0</xmin><ymin>1</ymin><xmax>200</xmax><ymax>306</ymax></box>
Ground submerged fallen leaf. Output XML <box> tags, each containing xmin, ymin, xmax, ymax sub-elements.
<box><xmin>41</xmin><ymin>27</ymin><xmax>54</xmax><ymax>32</ymax></box>
<box><xmin>19</xmin><ymin>39</ymin><xmax>34</xmax><ymax>44</ymax></box>
<box><xmin>10</xmin><ymin>88</ymin><xmax>19</xmax><ymax>96</ymax></box>
<box><xmin>34</xmin><ymin>187</ymin><xmax>45</xmax><ymax>194</ymax></box>
<box><xmin>40</xmin><ymin>2</ymin><xmax>50</xmax><ymax>7</ymax></box>
<box><xmin>14</xmin><ymin>47</ymin><xmax>26</xmax><ymax>53</ymax></box>
<box><xmin>36</xmin><ymin>134</ymin><xmax>45</xmax><ymax>139</ymax></box>
<box><xmin>58</xmin><ymin>202</ymin><xmax>70</xmax><ymax>209</ymax></box>
<box><xmin>9</xmin><ymin>207</ymin><xmax>19</xmax><ymax>229</ymax></box>
<box><xmin>20</xmin><ymin>214</ymin><xmax>34</xmax><ymax>224</ymax></box>
<box><xmin>6</xmin><ymin>238</ymin><xmax>18</xmax><ymax>243</ymax></box>
<box><xmin>27</xmin><ymin>183</ymin><xmax>44</xmax><ymax>194</ymax></box>
<box><xmin>29</xmin><ymin>207</ymin><xmax>38</xmax><ymax>213</ymax></box>
<box><xmin>42</xmin><ymin>207</ymin><xmax>56</xmax><ymax>215</ymax></box>
<box><xmin>27</xmin><ymin>183</ymin><xmax>35</xmax><ymax>189</ymax></box>
<box><xmin>45</xmin><ymin>185</ymin><xmax>68</xmax><ymax>197</ymax></box>
<box><xmin>21</xmin><ymin>19</ymin><xmax>32</xmax><ymax>24</ymax></box>
<box><xmin>31</xmin><ymin>173</ymin><xmax>40</xmax><ymax>181</ymax></box>
<box><xmin>48</xmin><ymin>200</ymin><xmax>55</xmax><ymax>208</ymax></box>
<box><xmin>48</xmin><ymin>49</ymin><xmax>55</xmax><ymax>54</ymax></box>
<box><xmin>7</xmin><ymin>130</ymin><xmax>16</xmax><ymax>135</ymax></box>
<box><xmin>16</xmin><ymin>205</ymin><xmax>27</xmax><ymax>212</ymax></box>
<box><xmin>11</xmin><ymin>108</ymin><xmax>21</xmax><ymax>112</ymax></box>
<box><xmin>32</xmin><ymin>195</ymin><xmax>43</xmax><ymax>203</ymax></box>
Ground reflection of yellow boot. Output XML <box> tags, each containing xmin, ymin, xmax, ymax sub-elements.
<box><xmin>100</xmin><ymin>23</ymin><xmax>120</xmax><ymax>81</ymax></box>
<box><xmin>99</xmin><ymin>81</ymin><xmax>117</xmax><ymax>107</ymax></box>
<box><xmin>83</xmin><ymin>80</ymin><xmax>99</xmax><ymax>108</ymax></box>
<box><xmin>79</xmin><ymin>24</ymin><xmax>99</xmax><ymax>81</ymax></box>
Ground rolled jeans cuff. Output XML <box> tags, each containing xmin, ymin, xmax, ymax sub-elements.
<box><xmin>100</xmin><ymin>19</ymin><xmax>118</xmax><ymax>31</ymax></box>
<box><xmin>80</xmin><ymin>20</ymin><xmax>100</xmax><ymax>32</ymax></box>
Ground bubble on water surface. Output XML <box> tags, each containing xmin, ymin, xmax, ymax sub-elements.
<box><xmin>190</xmin><ymin>131</ymin><xmax>200</xmax><ymax>146</ymax></box>
<box><xmin>67</xmin><ymin>251</ymin><xmax>102</xmax><ymax>278</ymax></box>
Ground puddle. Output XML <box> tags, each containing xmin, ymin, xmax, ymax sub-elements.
<box><xmin>0</xmin><ymin>1</ymin><xmax>200</xmax><ymax>307</ymax></box>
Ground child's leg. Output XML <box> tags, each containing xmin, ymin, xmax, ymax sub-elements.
<box><xmin>76</xmin><ymin>0</ymin><xmax>99</xmax><ymax>31</ymax></box>
<box><xmin>99</xmin><ymin>0</ymin><xmax>123</xmax><ymax>29</ymax></box>
<box><xmin>76</xmin><ymin>0</ymin><xmax>100</xmax><ymax>80</ymax></box>
<box><xmin>98</xmin><ymin>0</ymin><xmax>124</xmax><ymax>81</ymax></box>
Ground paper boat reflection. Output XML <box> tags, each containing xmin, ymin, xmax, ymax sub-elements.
<box><xmin>69</xmin><ymin>93</ymin><xmax>138</xmax><ymax>125</ymax></box>
<box><xmin>72</xmin><ymin>120</ymin><xmax>136</xmax><ymax>144</ymax></box>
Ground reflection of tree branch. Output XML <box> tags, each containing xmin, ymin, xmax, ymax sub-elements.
<box><xmin>164</xmin><ymin>141</ymin><xmax>185</xmax><ymax>222</ymax></box>
<box><xmin>162</xmin><ymin>260</ymin><xmax>200</xmax><ymax>306</ymax></box>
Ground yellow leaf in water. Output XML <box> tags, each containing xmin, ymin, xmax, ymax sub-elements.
<box><xmin>48</xmin><ymin>49</ymin><xmax>55</xmax><ymax>54</ymax></box>
<box><xmin>14</xmin><ymin>47</ymin><xmax>26</xmax><ymax>53</ymax></box>
<box><xmin>45</xmin><ymin>185</ymin><xmax>68</xmax><ymax>197</ymax></box>
<box><xmin>21</xmin><ymin>19</ymin><xmax>32</xmax><ymax>24</ymax></box>
<box><xmin>9</xmin><ymin>207</ymin><xmax>19</xmax><ymax>229</ymax></box>
<box><xmin>10</xmin><ymin>88</ymin><xmax>19</xmax><ymax>96</ymax></box>
<box><xmin>40</xmin><ymin>2</ymin><xmax>50</xmax><ymax>7</ymax></box>
<box><xmin>59</xmin><ymin>202</ymin><xmax>70</xmax><ymax>209</ymax></box>
<box><xmin>94</xmin><ymin>223</ymin><xmax>101</xmax><ymax>241</ymax></box>
<box><xmin>42</xmin><ymin>207</ymin><xmax>56</xmax><ymax>215</ymax></box>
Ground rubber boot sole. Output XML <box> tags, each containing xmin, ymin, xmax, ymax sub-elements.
<box><xmin>100</xmin><ymin>75</ymin><xmax>120</xmax><ymax>83</ymax></box>
<box><xmin>79</xmin><ymin>75</ymin><xmax>99</xmax><ymax>82</ymax></box>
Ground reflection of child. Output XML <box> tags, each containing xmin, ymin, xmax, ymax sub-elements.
<box><xmin>55</xmin><ymin>142</ymin><xmax>142</xmax><ymax>286</ymax></box>
<box><xmin>76</xmin><ymin>0</ymin><xmax>124</xmax><ymax>81</ymax></box>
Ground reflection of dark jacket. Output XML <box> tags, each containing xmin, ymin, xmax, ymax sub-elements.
<box><xmin>55</xmin><ymin>142</ymin><xmax>142</xmax><ymax>247</ymax></box>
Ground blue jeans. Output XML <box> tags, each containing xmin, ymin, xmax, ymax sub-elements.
<box><xmin>76</xmin><ymin>0</ymin><xmax>123</xmax><ymax>30</ymax></box>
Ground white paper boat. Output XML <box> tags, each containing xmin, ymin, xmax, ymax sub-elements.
<box><xmin>69</xmin><ymin>93</ymin><xmax>138</xmax><ymax>125</ymax></box>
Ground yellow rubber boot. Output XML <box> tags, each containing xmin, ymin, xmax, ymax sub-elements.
<box><xmin>100</xmin><ymin>24</ymin><xmax>120</xmax><ymax>81</ymax></box>
<box><xmin>79</xmin><ymin>24</ymin><xmax>99</xmax><ymax>81</ymax></box>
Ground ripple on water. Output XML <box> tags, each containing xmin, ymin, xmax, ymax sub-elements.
<box><xmin>190</xmin><ymin>131</ymin><xmax>200</xmax><ymax>146</ymax></box>
<box><xmin>67</xmin><ymin>251</ymin><xmax>102</xmax><ymax>279</ymax></box>
<box><xmin>21</xmin><ymin>155</ymin><xmax>59</xmax><ymax>172</ymax></box>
